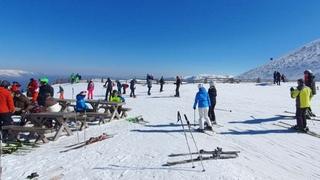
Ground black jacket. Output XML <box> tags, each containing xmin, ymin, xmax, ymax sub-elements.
<box><xmin>37</xmin><ymin>84</ymin><xmax>54</xmax><ymax>106</ymax></box>
<box><xmin>208</xmin><ymin>86</ymin><xmax>217</xmax><ymax>106</ymax></box>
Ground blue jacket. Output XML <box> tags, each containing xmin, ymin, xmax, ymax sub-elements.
<box><xmin>76</xmin><ymin>94</ymin><xmax>89</xmax><ymax>112</ymax></box>
<box><xmin>193</xmin><ymin>87</ymin><xmax>211</xmax><ymax>109</ymax></box>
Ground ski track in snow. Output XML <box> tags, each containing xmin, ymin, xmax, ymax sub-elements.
<box><xmin>3</xmin><ymin>82</ymin><xmax>320</xmax><ymax>180</ymax></box>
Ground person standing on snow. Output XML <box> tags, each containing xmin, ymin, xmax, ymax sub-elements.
<box><xmin>104</xmin><ymin>78</ymin><xmax>113</xmax><ymax>101</ymax></box>
<box><xmin>276</xmin><ymin>72</ymin><xmax>281</xmax><ymax>85</ymax></box>
<box><xmin>130</xmin><ymin>79</ymin><xmax>137</xmax><ymax>98</ymax></box>
<box><xmin>273</xmin><ymin>71</ymin><xmax>277</xmax><ymax>84</ymax></box>
<box><xmin>174</xmin><ymin>76</ymin><xmax>182</xmax><ymax>97</ymax></box>
<box><xmin>304</xmin><ymin>70</ymin><xmax>316</xmax><ymax>117</ymax></box>
<box><xmin>159</xmin><ymin>76</ymin><xmax>165</xmax><ymax>92</ymax></box>
<box><xmin>290</xmin><ymin>79</ymin><xmax>312</xmax><ymax>131</ymax></box>
<box><xmin>146</xmin><ymin>74</ymin><xmax>153</xmax><ymax>95</ymax></box>
<box><xmin>193</xmin><ymin>84</ymin><xmax>213</xmax><ymax>132</ymax></box>
<box><xmin>116</xmin><ymin>80</ymin><xmax>122</xmax><ymax>94</ymax></box>
<box><xmin>58</xmin><ymin>85</ymin><xmax>64</xmax><ymax>99</ymax></box>
<box><xmin>208</xmin><ymin>81</ymin><xmax>217</xmax><ymax>124</ymax></box>
<box><xmin>37</xmin><ymin>78</ymin><xmax>54</xmax><ymax>106</ymax></box>
<box><xmin>87</xmin><ymin>80</ymin><xmax>94</xmax><ymax>100</ymax></box>
<box><xmin>0</xmin><ymin>80</ymin><xmax>15</xmax><ymax>130</ymax></box>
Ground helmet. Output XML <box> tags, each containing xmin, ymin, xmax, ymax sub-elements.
<box><xmin>0</xmin><ymin>80</ymin><xmax>11</xmax><ymax>88</ymax></box>
<box><xmin>40</xmin><ymin>77</ymin><xmax>49</xmax><ymax>84</ymax></box>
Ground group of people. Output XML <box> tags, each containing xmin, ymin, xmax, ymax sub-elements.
<box><xmin>290</xmin><ymin>70</ymin><xmax>316</xmax><ymax>131</ymax></box>
<box><xmin>70</xmin><ymin>73</ymin><xmax>82</xmax><ymax>84</ymax></box>
<box><xmin>273</xmin><ymin>71</ymin><xmax>286</xmax><ymax>85</ymax></box>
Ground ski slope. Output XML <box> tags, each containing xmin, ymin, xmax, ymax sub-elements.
<box><xmin>3</xmin><ymin>82</ymin><xmax>320</xmax><ymax>180</ymax></box>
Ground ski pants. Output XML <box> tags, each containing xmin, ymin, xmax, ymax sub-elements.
<box><xmin>105</xmin><ymin>88</ymin><xmax>112</xmax><ymax>101</ymax></box>
<box><xmin>87</xmin><ymin>90</ymin><xmax>93</xmax><ymax>99</ymax></box>
<box><xmin>208</xmin><ymin>103</ymin><xmax>216</xmax><ymax>122</ymax></box>
<box><xmin>130</xmin><ymin>88</ymin><xmax>135</xmax><ymax>97</ymax></box>
<box><xmin>148</xmin><ymin>86</ymin><xmax>151</xmax><ymax>95</ymax></box>
<box><xmin>175</xmin><ymin>85</ymin><xmax>180</xmax><ymax>97</ymax></box>
<box><xmin>296</xmin><ymin>107</ymin><xmax>307</xmax><ymax>129</ymax></box>
<box><xmin>198</xmin><ymin>108</ymin><xmax>212</xmax><ymax>129</ymax></box>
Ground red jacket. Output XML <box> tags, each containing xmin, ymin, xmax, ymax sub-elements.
<box><xmin>0</xmin><ymin>87</ymin><xmax>15</xmax><ymax>113</ymax></box>
<box><xmin>28</xmin><ymin>80</ymin><xmax>38</xmax><ymax>93</ymax></box>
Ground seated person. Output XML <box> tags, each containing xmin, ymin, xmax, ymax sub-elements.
<box><xmin>13</xmin><ymin>90</ymin><xmax>33</xmax><ymax>115</ymax></box>
<box><xmin>75</xmin><ymin>91</ymin><xmax>93</xmax><ymax>113</ymax></box>
<box><xmin>44</xmin><ymin>93</ymin><xmax>62</xmax><ymax>112</ymax></box>
<box><xmin>109</xmin><ymin>90</ymin><xmax>125</xmax><ymax>114</ymax></box>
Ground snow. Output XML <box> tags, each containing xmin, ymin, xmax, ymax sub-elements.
<box><xmin>3</xmin><ymin>82</ymin><xmax>320</xmax><ymax>180</ymax></box>
<box><xmin>0</xmin><ymin>69</ymin><xmax>35</xmax><ymax>77</ymax></box>
<box><xmin>238</xmin><ymin>39</ymin><xmax>320</xmax><ymax>80</ymax></box>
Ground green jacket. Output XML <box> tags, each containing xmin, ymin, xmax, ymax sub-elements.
<box><xmin>291</xmin><ymin>86</ymin><xmax>312</xmax><ymax>108</ymax></box>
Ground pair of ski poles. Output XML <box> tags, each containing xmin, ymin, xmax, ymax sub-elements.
<box><xmin>177</xmin><ymin>111</ymin><xmax>205</xmax><ymax>172</ymax></box>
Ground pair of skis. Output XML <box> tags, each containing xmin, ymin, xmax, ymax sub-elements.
<box><xmin>273</xmin><ymin>121</ymin><xmax>320</xmax><ymax>138</ymax></box>
<box><xmin>163</xmin><ymin>147</ymin><xmax>240</xmax><ymax>166</ymax></box>
<box><xmin>60</xmin><ymin>133</ymin><xmax>114</xmax><ymax>153</ymax></box>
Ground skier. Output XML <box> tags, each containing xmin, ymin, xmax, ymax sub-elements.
<box><xmin>122</xmin><ymin>83</ymin><xmax>129</xmax><ymax>94</ymax></box>
<box><xmin>273</xmin><ymin>71</ymin><xmax>277</xmax><ymax>84</ymax></box>
<box><xmin>159</xmin><ymin>76</ymin><xmax>165</xmax><ymax>92</ymax></box>
<box><xmin>58</xmin><ymin>85</ymin><xmax>64</xmax><ymax>99</ymax></box>
<box><xmin>130</xmin><ymin>79</ymin><xmax>137</xmax><ymax>98</ymax></box>
<box><xmin>193</xmin><ymin>84</ymin><xmax>213</xmax><ymax>132</ymax></box>
<box><xmin>75</xmin><ymin>91</ymin><xmax>93</xmax><ymax>112</ymax></box>
<box><xmin>276</xmin><ymin>72</ymin><xmax>281</xmax><ymax>85</ymax></box>
<box><xmin>104</xmin><ymin>78</ymin><xmax>113</xmax><ymax>101</ymax></box>
<box><xmin>208</xmin><ymin>81</ymin><xmax>217</xmax><ymax>124</ymax></box>
<box><xmin>116</xmin><ymin>80</ymin><xmax>122</xmax><ymax>94</ymax></box>
<box><xmin>0</xmin><ymin>80</ymin><xmax>15</xmax><ymax>138</ymax></box>
<box><xmin>146</xmin><ymin>74</ymin><xmax>153</xmax><ymax>95</ymax></box>
<box><xmin>174</xmin><ymin>76</ymin><xmax>181</xmax><ymax>97</ymax></box>
<box><xmin>37</xmin><ymin>77</ymin><xmax>54</xmax><ymax>106</ymax></box>
<box><xmin>87</xmin><ymin>80</ymin><xmax>94</xmax><ymax>100</ymax></box>
<box><xmin>304</xmin><ymin>70</ymin><xmax>316</xmax><ymax>117</ymax></box>
<box><xmin>290</xmin><ymin>79</ymin><xmax>312</xmax><ymax>131</ymax></box>
<box><xmin>27</xmin><ymin>78</ymin><xmax>39</xmax><ymax>103</ymax></box>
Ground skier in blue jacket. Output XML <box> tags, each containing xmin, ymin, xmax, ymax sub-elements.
<box><xmin>75</xmin><ymin>91</ymin><xmax>93</xmax><ymax>112</ymax></box>
<box><xmin>193</xmin><ymin>84</ymin><xmax>213</xmax><ymax>132</ymax></box>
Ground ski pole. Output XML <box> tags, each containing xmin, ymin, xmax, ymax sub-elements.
<box><xmin>75</xmin><ymin>112</ymin><xmax>80</xmax><ymax>143</ymax></box>
<box><xmin>177</xmin><ymin>111</ymin><xmax>195</xmax><ymax>168</ymax></box>
<box><xmin>184</xmin><ymin>114</ymin><xmax>206</xmax><ymax>172</ymax></box>
<box><xmin>193</xmin><ymin>109</ymin><xmax>196</xmax><ymax>126</ymax></box>
<box><xmin>216</xmin><ymin>108</ymin><xmax>232</xmax><ymax>112</ymax></box>
<box><xmin>84</xmin><ymin>110</ymin><xmax>87</xmax><ymax>142</ymax></box>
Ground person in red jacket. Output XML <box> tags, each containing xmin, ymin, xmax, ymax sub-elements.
<box><xmin>0</xmin><ymin>80</ymin><xmax>15</xmax><ymax>136</ymax></box>
<box><xmin>27</xmin><ymin>78</ymin><xmax>39</xmax><ymax>103</ymax></box>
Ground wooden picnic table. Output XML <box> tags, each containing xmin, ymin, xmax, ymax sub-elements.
<box><xmin>25</xmin><ymin>112</ymin><xmax>76</xmax><ymax>141</ymax></box>
<box><xmin>54</xmin><ymin>98</ymin><xmax>125</xmax><ymax>121</ymax></box>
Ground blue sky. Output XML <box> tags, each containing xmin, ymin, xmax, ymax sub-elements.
<box><xmin>0</xmin><ymin>0</ymin><xmax>320</xmax><ymax>77</ymax></box>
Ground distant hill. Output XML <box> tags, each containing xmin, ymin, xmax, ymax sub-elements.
<box><xmin>237</xmin><ymin>39</ymin><xmax>320</xmax><ymax>80</ymax></box>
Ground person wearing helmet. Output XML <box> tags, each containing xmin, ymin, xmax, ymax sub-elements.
<box><xmin>37</xmin><ymin>77</ymin><xmax>54</xmax><ymax>106</ymax></box>
<box><xmin>304</xmin><ymin>70</ymin><xmax>316</xmax><ymax>117</ymax></box>
<box><xmin>193</xmin><ymin>84</ymin><xmax>213</xmax><ymax>132</ymax></box>
<box><xmin>290</xmin><ymin>79</ymin><xmax>312</xmax><ymax>131</ymax></box>
<box><xmin>208</xmin><ymin>81</ymin><xmax>217</xmax><ymax>124</ymax></box>
<box><xmin>0</xmin><ymin>80</ymin><xmax>15</xmax><ymax>137</ymax></box>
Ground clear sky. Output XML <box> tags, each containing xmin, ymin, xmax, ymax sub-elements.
<box><xmin>0</xmin><ymin>0</ymin><xmax>320</xmax><ymax>77</ymax></box>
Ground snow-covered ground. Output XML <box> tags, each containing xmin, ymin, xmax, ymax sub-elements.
<box><xmin>3</xmin><ymin>82</ymin><xmax>320</xmax><ymax>180</ymax></box>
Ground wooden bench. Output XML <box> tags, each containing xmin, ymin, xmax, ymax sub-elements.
<box><xmin>119</xmin><ymin>108</ymin><xmax>132</xmax><ymax>118</ymax></box>
<box><xmin>2</xmin><ymin>125</ymin><xmax>51</xmax><ymax>144</ymax></box>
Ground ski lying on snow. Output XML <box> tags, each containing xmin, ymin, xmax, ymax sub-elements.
<box><xmin>169</xmin><ymin>149</ymin><xmax>240</xmax><ymax>157</ymax></box>
<box><xmin>61</xmin><ymin>133</ymin><xmax>115</xmax><ymax>153</ymax></box>
<box><xmin>126</xmin><ymin>116</ymin><xmax>149</xmax><ymax>124</ymax></box>
<box><xmin>163</xmin><ymin>154</ymin><xmax>238</xmax><ymax>166</ymax></box>
<box><xmin>273</xmin><ymin>121</ymin><xmax>320</xmax><ymax>138</ymax></box>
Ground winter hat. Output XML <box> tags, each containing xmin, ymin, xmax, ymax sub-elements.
<box><xmin>0</xmin><ymin>80</ymin><xmax>11</xmax><ymax>88</ymax></box>
<box><xmin>80</xmin><ymin>91</ymin><xmax>87</xmax><ymax>96</ymax></box>
<box><xmin>304</xmin><ymin>70</ymin><xmax>313</xmax><ymax>74</ymax></box>
<box><xmin>297</xmin><ymin>79</ymin><xmax>304</xmax><ymax>85</ymax></box>
<box><xmin>209</xmin><ymin>81</ymin><xmax>215</xmax><ymax>87</ymax></box>
<box><xmin>198</xmin><ymin>84</ymin><xmax>203</xmax><ymax>88</ymax></box>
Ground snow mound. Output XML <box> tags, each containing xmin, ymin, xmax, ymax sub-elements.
<box><xmin>238</xmin><ymin>39</ymin><xmax>320</xmax><ymax>80</ymax></box>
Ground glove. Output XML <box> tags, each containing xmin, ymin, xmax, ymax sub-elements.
<box><xmin>290</xmin><ymin>87</ymin><xmax>294</xmax><ymax>91</ymax></box>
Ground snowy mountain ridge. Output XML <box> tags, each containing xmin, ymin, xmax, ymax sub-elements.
<box><xmin>0</xmin><ymin>69</ymin><xmax>35</xmax><ymax>77</ymax></box>
<box><xmin>183</xmin><ymin>74</ymin><xmax>233</xmax><ymax>81</ymax></box>
<box><xmin>238</xmin><ymin>39</ymin><xmax>320</xmax><ymax>80</ymax></box>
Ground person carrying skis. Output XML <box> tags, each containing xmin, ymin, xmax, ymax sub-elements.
<box><xmin>104</xmin><ymin>78</ymin><xmax>113</xmax><ymax>101</ymax></box>
<box><xmin>193</xmin><ymin>84</ymin><xmax>213</xmax><ymax>132</ymax></box>
<box><xmin>146</xmin><ymin>74</ymin><xmax>153</xmax><ymax>95</ymax></box>
<box><xmin>159</xmin><ymin>76</ymin><xmax>165</xmax><ymax>92</ymax></box>
<box><xmin>290</xmin><ymin>79</ymin><xmax>312</xmax><ymax>131</ymax></box>
<box><xmin>130</xmin><ymin>79</ymin><xmax>137</xmax><ymax>98</ymax></box>
<box><xmin>87</xmin><ymin>80</ymin><xmax>94</xmax><ymax>100</ymax></box>
<box><xmin>174</xmin><ymin>76</ymin><xmax>181</xmax><ymax>97</ymax></box>
<box><xmin>208</xmin><ymin>81</ymin><xmax>217</xmax><ymax>124</ymax></box>
<box><xmin>37</xmin><ymin>77</ymin><xmax>54</xmax><ymax>106</ymax></box>
<box><xmin>27</xmin><ymin>78</ymin><xmax>39</xmax><ymax>103</ymax></box>
<box><xmin>304</xmin><ymin>70</ymin><xmax>316</xmax><ymax>117</ymax></box>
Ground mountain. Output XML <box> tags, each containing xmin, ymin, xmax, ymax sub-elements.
<box><xmin>237</xmin><ymin>39</ymin><xmax>320</xmax><ymax>80</ymax></box>
<box><xmin>183</xmin><ymin>74</ymin><xmax>233</xmax><ymax>82</ymax></box>
<box><xmin>0</xmin><ymin>69</ymin><xmax>36</xmax><ymax>77</ymax></box>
